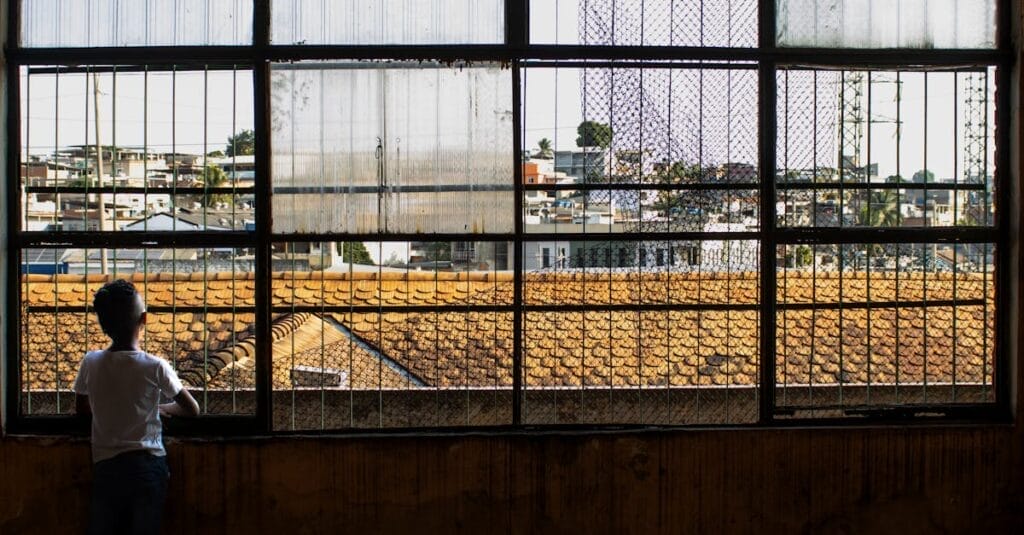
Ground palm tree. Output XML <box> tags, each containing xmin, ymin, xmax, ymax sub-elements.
<box><xmin>858</xmin><ymin>190</ymin><xmax>903</xmax><ymax>227</ymax></box>
<box><xmin>535</xmin><ymin>138</ymin><xmax>554</xmax><ymax>159</ymax></box>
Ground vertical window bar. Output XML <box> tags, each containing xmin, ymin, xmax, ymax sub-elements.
<box><xmin>894</xmin><ymin>71</ymin><xmax>903</xmax><ymax>404</ymax></box>
<box><xmin>254</xmin><ymin>0</ymin><xmax>274</xmax><ymax>433</ymax></box>
<box><xmin>923</xmin><ymin>71</ymin><xmax>930</xmax><ymax>403</ymax></box>
<box><xmin>511</xmin><ymin>60</ymin><xmax>524</xmax><ymax>425</ymax></box>
<box><xmin>758</xmin><ymin>0</ymin><xmax>777</xmax><ymax>418</ymax></box>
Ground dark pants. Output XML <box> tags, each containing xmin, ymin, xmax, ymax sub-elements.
<box><xmin>88</xmin><ymin>450</ymin><xmax>169</xmax><ymax>535</ymax></box>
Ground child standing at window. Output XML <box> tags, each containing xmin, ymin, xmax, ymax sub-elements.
<box><xmin>74</xmin><ymin>279</ymin><xmax>200</xmax><ymax>535</ymax></box>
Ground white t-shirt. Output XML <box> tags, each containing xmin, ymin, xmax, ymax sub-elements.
<box><xmin>73</xmin><ymin>350</ymin><xmax>184</xmax><ymax>463</ymax></box>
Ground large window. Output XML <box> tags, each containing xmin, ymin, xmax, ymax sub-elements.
<box><xmin>7</xmin><ymin>0</ymin><xmax>1011</xmax><ymax>432</ymax></box>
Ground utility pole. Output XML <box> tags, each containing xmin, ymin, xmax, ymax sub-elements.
<box><xmin>94</xmin><ymin>72</ymin><xmax>109</xmax><ymax>274</ymax></box>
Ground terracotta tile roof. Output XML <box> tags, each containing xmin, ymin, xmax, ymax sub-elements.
<box><xmin>20</xmin><ymin>271</ymin><xmax>995</xmax><ymax>395</ymax></box>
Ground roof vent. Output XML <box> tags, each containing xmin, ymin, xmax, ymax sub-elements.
<box><xmin>291</xmin><ymin>365</ymin><xmax>348</xmax><ymax>388</ymax></box>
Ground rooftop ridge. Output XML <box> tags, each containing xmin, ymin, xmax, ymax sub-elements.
<box><xmin>21</xmin><ymin>270</ymin><xmax>984</xmax><ymax>284</ymax></box>
<box><xmin>179</xmin><ymin>312</ymin><xmax>311</xmax><ymax>387</ymax></box>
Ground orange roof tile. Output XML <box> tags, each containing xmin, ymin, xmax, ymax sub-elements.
<box><xmin>20</xmin><ymin>271</ymin><xmax>995</xmax><ymax>395</ymax></box>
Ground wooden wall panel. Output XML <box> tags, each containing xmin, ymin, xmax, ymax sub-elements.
<box><xmin>1</xmin><ymin>427</ymin><xmax>1022</xmax><ymax>533</ymax></box>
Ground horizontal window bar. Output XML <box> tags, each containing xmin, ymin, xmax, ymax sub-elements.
<box><xmin>521</xmin><ymin>60</ymin><xmax>759</xmax><ymax>70</ymax></box>
<box><xmin>18</xmin><ymin>231</ymin><xmax>257</xmax><ymax>248</ymax></box>
<box><xmin>24</xmin><ymin>64</ymin><xmax>252</xmax><ymax>75</ymax></box>
<box><xmin>23</xmin><ymin>186</ymin><xmax>255</xmax><ymax>195</ymax></box>
<box><xmin>26</xmin><ymin>305</ymin><xmax>254</xmax><ymax>314</ymax></box>
<box><xmin>271</xmin><ymin>232</ymin><xmax>761</xmax><ymax>242</ymax></box>
<box><xmin>523</xmin><ymin>183</ymin><xmax>757</xmax><ymax>192</ymax></box>
<box><xmin>776</xmin><ymin>182</ymin><xmax>988</xmax><ymax>191</ymax></box>
<box><xmin>775</xmin><ymin>228</ymin><xmax>996</xmax><ymax>244</ymax></box>
<box><xmin>776</xmin><ymin>298</ymin><xmax>986</xmax><ymax>311</ymax></box>
<box><xmin>10</xmin><ymin>46</ymin><xmax>258</xmax><ymax>65</ymax></box>
<box><xmin>272</xmin><ymin>185</ymin><xmax>514</xmax><ymax>195</ymax></box>
<box><xmin>7</xmin><ymin>45</ymin><xmax>1010</xmax><ymax>67</ymax></box>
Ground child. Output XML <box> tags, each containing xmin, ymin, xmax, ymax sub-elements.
<box><xmin>74</xmin><ymin>279</ymin><xmax>200</xmax><ymax>535</ymax></box>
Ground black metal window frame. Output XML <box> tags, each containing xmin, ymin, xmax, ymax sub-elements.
<box><xmin>3</xmin><ymin>0</ymin><xmax>1015</xmax><ymax>435</ymax></box>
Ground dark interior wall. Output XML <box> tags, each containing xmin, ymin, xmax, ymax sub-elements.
<box><xmin>0</xmin><ymin>426</ymin><xmax>1022</xmax><ymax>533</ymax></box>
<box><xmin>2</xmin><ymin>3</ymin><xmax>1024</xmax><ymax>534</ymax></box>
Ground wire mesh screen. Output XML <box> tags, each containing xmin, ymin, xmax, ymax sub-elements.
<box><xmin>776</xmin><ymin>68</ymin><xmax>997</xmax><ymax>229</ymax></box>
<box><xmin>20</xmin><ymin>247</ymin><xmax>257</xmax><ymax>416</ymax></box>
<box><xmin>530</xmin><ymin>0</ymin><xmax>758</xmax><ymax>47</ymax></box>
<box><xmin>521</xmin><ymin>241</ymin><xmax>760</xmax><ymax>425</ymax></box>
<box><xmin>775</xmin><ymin>65</ymin><xmax>999</xmax><ymax>415</ymax></box>
<box><xmin>520</xmin><ymin>62</ymin><xmax>760</xmax><ymax>424</ymax></box>
<box><xmin>270</xmin><ymin>241</ymin><xmax>513</xmax><ymax>430</ymax></box>
<box><xmin>776</xmin><ymin>242</ymin><xmax>996</xmax><ymax>412</ymax></box>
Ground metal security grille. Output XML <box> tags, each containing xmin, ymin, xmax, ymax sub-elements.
<box><xmin>5</xmin><ymin>0</ymin><xmax>1013</xmax><ymax>434</ymax></box>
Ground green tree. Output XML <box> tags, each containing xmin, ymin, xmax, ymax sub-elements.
<box><xmin>912</xmin><ymin>169</ymin><xmax>935</xmax><ymax>183</ymax></box>
<box><xmin>575</xmin><ymin>120</ymin><xmax>613</xmax><ymax>149</ymax></box>
<box><xmin>199</xmin><ymin>164</ymin><xmax>234</xmax><ymax>207</ymax></box>
<box><xmin>207</xmin><ymin>149</ymin><xmax>225</xmax><ymax>158</ymax></box>
<box><xmin>226</xmin><ymin>129</ymin><xmax>255</xmax><ymax>157</ymax></box>
<box><xmin>783</xmin><ymin>245</ymin><xmax>813</xmax><ymax>268</ymax></box>
<box><xmin>857</xmin><ymin>190</ymin><xmax>903</xmax><ymax>227</ymax></box>
<box><xmin>338</xmin><ymin>242</ymin><xmax>374</xmax><ymax>265</ymax></box>
<box><xmin>651</xmin><ymin>161</ymin><xmax>702</xmax><ymax>219</ymax></box>
<box><xmin>423</xmin><ymin>242</ymin><xmax>451</xmax><ymax>261</ymax></box>
<box><xmin>535</xmin><ymin>138</ymin><xmax>554</xmax><ymax>159</ymax></box>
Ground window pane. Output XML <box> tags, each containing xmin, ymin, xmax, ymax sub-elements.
<box><xmin>776</xmin><ymin>242</ymin><xmax>996</xmax><ymax>414</ymax></box>
<box><xmin>776</xmin><ymin>68</ymin><xmax>997</xmax><ymax>228</ymax></box>
<box><xmin>776</xmin><ymin>0</ymin><xmax>997</xmax><ymax>49</ymax></box>
<box><xmin>20</xmin><ymin>247</ymin><xmax>257</xmax><ymax>416</ymax></box>
<box><xmin>523</xmin><ymin>65</ymin><xmax>759</xmax><ymax>235</ymax></box>
<box><xmin>271</xmin><ymin>62</ymin><xmax>513</xmax><ymax>234</ymax></box>
<box><xmin>21</xmin><ymin>0</ymin><xmax>253</xmax><ymax>47</ymax></box>
<box><xmin>21</xmin><ymin>66</ymin><xmax>256</xmax><ymax>233</ymax></box>
<box><xmin>271</xmin><ymin>241</ymin><xmax>512</xmax><ymax>430</ymax></box>
<box><xmin>522</xmin><ymin>309</ymin><xmax>759</xmax><ymax>425</ymax></box>
<box><xmin>531</xmin><ymin>0</ymin><xmax>758</xmax><ymax>47</ymax></box>
<box><xmin>520</xmin><ymin>237</ymin><xmax>759</xmax><ymax>425</ymax></box>
<box><xmin>272</xmin><ymin>0</ymin><xmax>505</xmax><ymax>44</ymax></box>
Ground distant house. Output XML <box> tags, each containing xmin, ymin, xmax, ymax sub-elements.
<box><xmin>122</xmin><ymin>209</ymin><xmax>255</xmax><ymax>232</ymax></box>
<box><xmin>554</xmin><ymin>149</ymin><xmax>610</xmax><ymax>182</ymax></box>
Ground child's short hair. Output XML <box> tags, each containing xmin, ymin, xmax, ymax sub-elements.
<box><xmin>93</xmin><ymin>279</ymin><xmax>145</xmax><ymax>342</ymax></box>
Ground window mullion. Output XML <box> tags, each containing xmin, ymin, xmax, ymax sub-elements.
<box><xmin>253</xmin><ymin>0</ymin><xmax>274</xmax><ymax>433</ymax></box>
<box><xmin>511</xmin><ymin>59</ymin><xmax>524</xmax><ymax>426</ymax></box>
<box><xmin>758</xmin><ymin>57</ymin><xmax>778</xmax><ymax>423</ymax></box>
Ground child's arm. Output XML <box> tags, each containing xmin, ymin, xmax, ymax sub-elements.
<box><xmin>159</xmin><ymin>388</ymin><xmax>200</xmax><ymax>418</ymax></box>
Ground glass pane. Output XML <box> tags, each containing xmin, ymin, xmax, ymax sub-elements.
<box><xmin>272</xmin><ymin>0</ymin><xmax>505</xmax><ymax>44</ymax></box>
<box><xmin>777</xmin><ymin>0</ymin><xmax>997</xmax><ymax>49</ymax></box>
<box><xmin>20</xmin><ymin>247</ymin><xmax>257</xmax><ymax>416</ymax></box>
<box><xmin>271</xmin><ymin>62</ymin><xmax>513</xmax><ymax>234</ymax></box>
<box><xmin>271</xmin><ymin>242</ymin><xmax>512</xmax><ymax>430</ymax></box>
<box><xmin>21</xmin><ymin>66</ymin><xmax>256</xmax><ymax>233</ymax></box>
<box><xmin>531</xmin><ymin>0</ymin><xmax>758</xmax><ymax>47</ymax></box>
<box><xmin>775</xmin><ymin>242</ymin><xmax>996</xmax><ymax>413</ymax></box>
<box><xmin>776</xmin><ymin>68</ymin><xmax>997</xmax><ymax>229</ymax></box>
<box><xmin>21</xmin><ymin>0</ymin><xmax>253</xmax><ymax>47</ymax></box>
